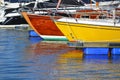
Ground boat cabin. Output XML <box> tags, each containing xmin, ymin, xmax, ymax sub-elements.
<box><xmin>75</xmin><ymin>9</ymin><xmax>110</xmax><ymax>19</ymax></box>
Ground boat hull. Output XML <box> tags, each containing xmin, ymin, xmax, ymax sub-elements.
<box><xmin>29</xmin><ymin>30</ymin><xmax>67</xmax><ymax>41</ymax></box>
<box><xmin>22</xmin><ymin>12</ymin><xmax>67</xmax><ymax>41</ymax></box>
<box><xmin>55</xmin><ymin>21</ymin><xmax>120</xmax><ymax>42</ymax></box>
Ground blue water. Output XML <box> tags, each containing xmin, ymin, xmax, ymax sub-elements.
<box><xmin>0</xmin><ymin>29</ymin><xmax>120</xmax><ymax>80</ymax></box>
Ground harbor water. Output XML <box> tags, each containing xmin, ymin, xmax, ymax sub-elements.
<box><xmin>0</xmin><ymin>29</ymin><xmax>120</xmax><ymax>80</ymax></box>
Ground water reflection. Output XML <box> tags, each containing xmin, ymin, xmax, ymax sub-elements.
<box><xmin>23</xmin><ymin>42</ymin><xmax>75</xmax><ymax>80</ymax></box>
<box><xmin>25</xmin><ymin>41</ymin><xmax>72</xmax><ymax>55</ymax></box>
<box><xmin>29</xmin><ymin>37</ymin><xmax>43</xmax><ymax>44</ymax></box>
<box><xmin>0</xmin><ymin>29</ymin><xmax>120</xmax><ymax>80</ymax></box>
<box><xmin>56</xmin><ymin>49</ymin><xmax>120</xmax><ymax>80</ymax></box>
<box><xmin>24</xmin><ymin>42</ymin><xmax>120</xmax><ymax>80</ymax></box>
<box><xmin>57</xmin><ymin>50</ymin><xmax>84</xmax><ymax>80</ymax></box>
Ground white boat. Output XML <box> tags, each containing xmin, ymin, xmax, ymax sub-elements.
<box><xmin>1</xmin><ymin>0</ymin><xmax>84</xmax><ymax>25</ymax></box>
<box><xmin>0</xmin><ymin>0</ymin><xmax>49</xmax><ymax>25</ymax></box>
<box><xmin>0</xmin><ymin>0</ymin><xmax>30</xmax><ymax>23</ymax></box>
<box><xmin>0</xmin><ymin>7</ymin><xmax>6</xmax><ymax>23</ymax></box>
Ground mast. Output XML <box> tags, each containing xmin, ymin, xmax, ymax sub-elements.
<box><xmin>33</xmin><ymin>0</ymin><xmax>38</xmax><ymax>9</ymax></box>
<box><xmin>113</xmin><ymin>9</ymin><xmax>116</xmax><ymax>25</ymax></box>
<box><xmin>56</xmin><ymin>0</ymin><xmax>61</xmax><ymax>10</ymax></box>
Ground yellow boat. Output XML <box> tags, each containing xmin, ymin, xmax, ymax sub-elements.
<box><xmin>55</xmin><ymin>9</ymin><xmax>120</xmax><ymax>43</ymax></box>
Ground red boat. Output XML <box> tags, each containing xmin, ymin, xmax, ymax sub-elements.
<box><xmin>22</xmin><ymin>12</ymin><xmax>68</xmax><ymax>41</ymax></box>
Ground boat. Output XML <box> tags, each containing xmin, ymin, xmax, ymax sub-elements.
<box><xmin>84</xmin><ymin>0</ymin><xmax>120</xmax><ymax>10</ymax></box>
<box><xmin>0</xmin><ymin>0</ymin><xmax>60</xmax><ymax>25</ymax></box>
<box><xmin>0</xmin><ymin>7</ymin><xmax>6</xmax><ymax>23</ymax></box>
<box><xmin>0</xmin><ymin>0</ymin><xmax>35</xmax><ymax>24</ymax></box>
<box><xmin>1</xmin><ymin>0</ymin><xmax>84</xmax><ymax>25</ymax></box>
<box><xmin>20</xmin><ymin>0</ymin><xmax>87</xmax><ymax>40</ymax></box>
<box><xmin>21</xmin><ymin>12</ymin><xmax>68</xmax><ymax>41</ymax></box>
<box><xmin>54</xmin><ymin>1</ymin><xmax>120</xmax><ymax>43</ymax></box>
<box><xmin>0</xmin><ymin>0</ymin><xmax>6</xmax><ymax>23</ymax></box>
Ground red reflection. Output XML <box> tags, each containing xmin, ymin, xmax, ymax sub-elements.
<box><xmin>25</xmin><ymin>41</ymin><xmax>75</xmax><ymax>55</ymax></box>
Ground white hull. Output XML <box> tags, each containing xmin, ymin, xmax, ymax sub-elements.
<box><xmin>40</xmin><ymin>35</ymin><xmax>68</xmax><ymax>41</ymax></box>
<box><xmin>0</xmin><ymin>7</ymin><xmax>6</xmax><ymax>22</ymax></box>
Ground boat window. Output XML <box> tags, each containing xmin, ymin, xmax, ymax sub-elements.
<box><xmin>99</xmin><ymin>16</ymin><xmax>106</xmax><ymax>19</ymax></box>
<box><xmin>81</xmin><ymin>16</ymin><xmax>89</xmax><ymax>19</ymax></box>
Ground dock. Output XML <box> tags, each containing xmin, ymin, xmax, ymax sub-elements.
<box><xmin>0</xmin><ymin>25</ymin><xmax>16</xmax><ymax>29</ymax></box>
<box><xmin>0</xmin><ymin>24</ymin><xmax>30</xmax><ymax>30</ymax></box>
<box><xmin>68</xmin><ymin>41</ymin><xmax>120</xmax><ymax>55</ymax></box>
<box><xmin>68</xmin><ymin>42</ymin><xmax>120</xmax><ymax>48</ymax></box>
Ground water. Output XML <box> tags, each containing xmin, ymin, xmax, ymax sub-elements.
<box><xmin>0</xmin><ymin>29</ymin><xmax>120</xmax><ymax>80</ymax></box>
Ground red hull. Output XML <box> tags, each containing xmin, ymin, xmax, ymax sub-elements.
<box><xmin>22</xmin><ymin>12</ymin><xmax>64</xmax><ymax>36</ymax></box>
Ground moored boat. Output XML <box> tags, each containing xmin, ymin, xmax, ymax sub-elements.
<box><xmin>22</xmin><ymin>12</ymin><xmax>68</xmax><ymax>41</ymax></box>
<box><xmin>55</xmin><ymin>9</ymin><xmax>120</xmax><ymax>43</ymax></box>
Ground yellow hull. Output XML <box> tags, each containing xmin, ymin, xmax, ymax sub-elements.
<box><xmin>55</xmin><ymin>21</ymin><xmax>120</xmax><ymax>42</ymax></box>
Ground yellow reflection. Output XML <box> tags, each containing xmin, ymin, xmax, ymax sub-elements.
<box><xmin>57</xmin><ymin>50</ymin><xmax>84</xmax><ymax>80</ymax></box>
<box><xmin>58</xmin><ymin>78</ymin><xmax>72</xmax><ymax>80</ymax></box>
<box><xmin>59</xmin><ymin>50</ymin><xmax>83</xmax><ymax>58</ymax></box>
<box><xmin>58</xmin><ymin>50</ymin><xmax>84</xmax><ymax>64</ymax></box>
